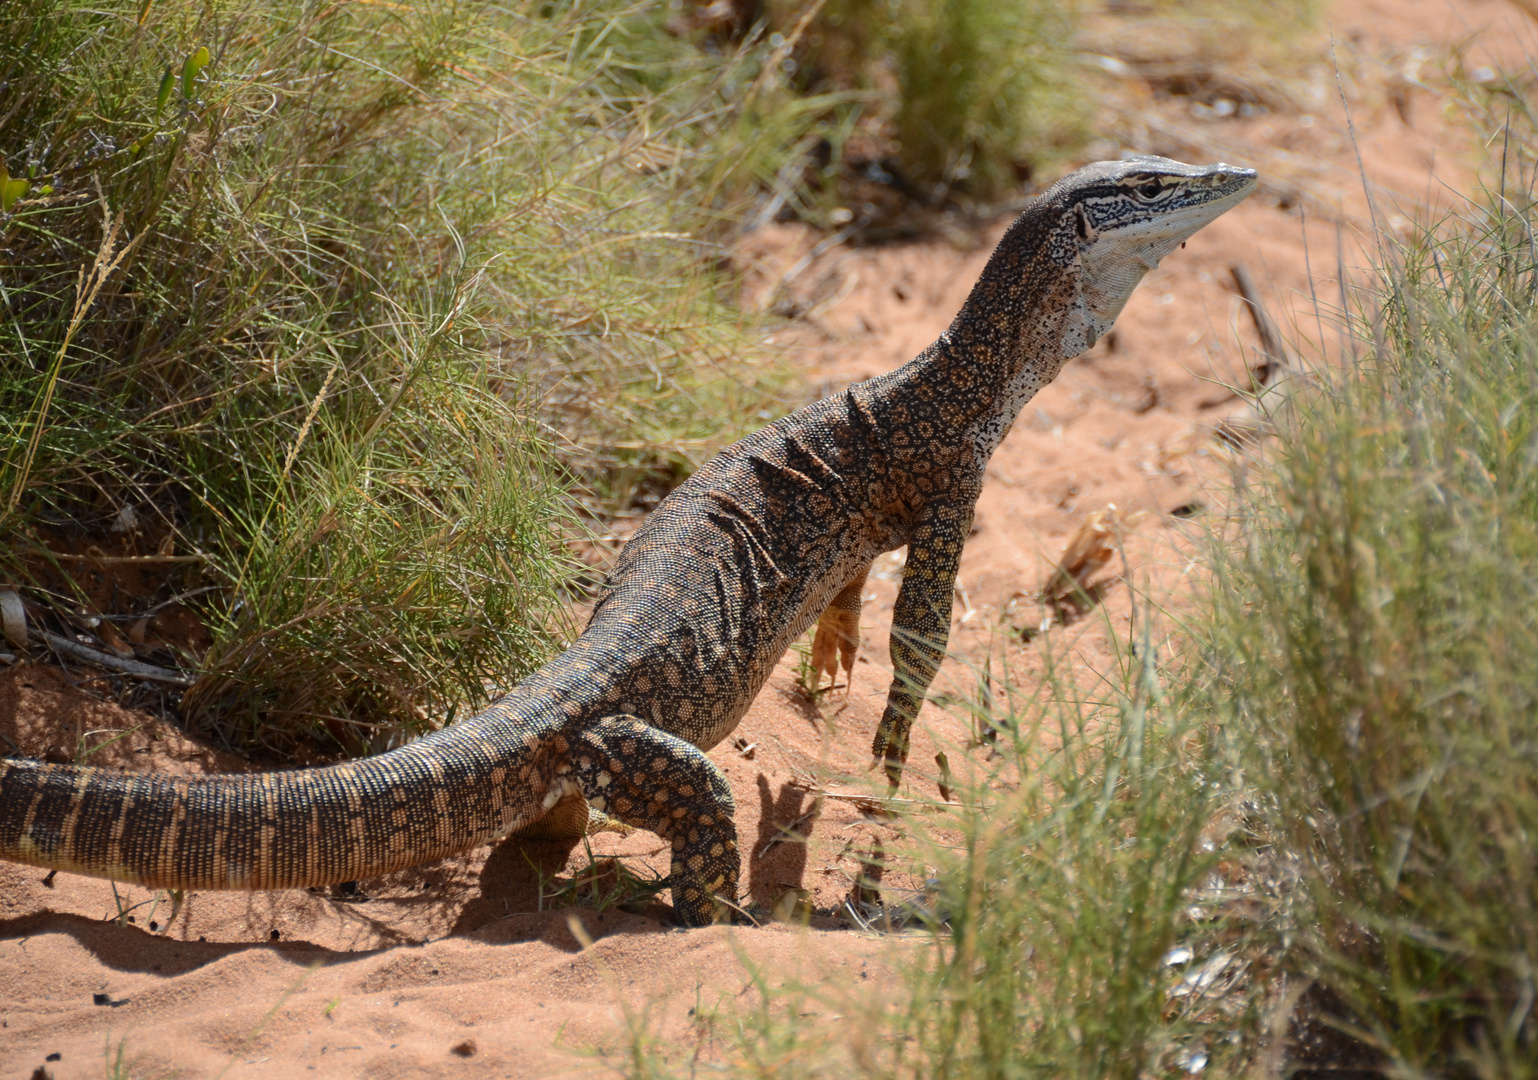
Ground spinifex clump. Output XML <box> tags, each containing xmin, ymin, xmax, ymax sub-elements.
<box><xmin>0</xmin><ymin>0</ymin><xmax>821</xmax><ymax>756</ymax></box>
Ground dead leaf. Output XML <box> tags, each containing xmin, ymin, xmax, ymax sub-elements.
<box><xmin>1039</xmin><ymin>503</ymin><xmax>1148</xmax><ymax>606</ymax></box>
<box><xmin>96</xmin><ymin>620</ymin><xmax>135</xmax><ymax>659</ymax></box>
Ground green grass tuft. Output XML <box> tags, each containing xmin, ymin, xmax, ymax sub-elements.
<box><xmin>885</xmin><ymin>0</ymin><xmax>1086</xmax><ymax>202</ymax></box>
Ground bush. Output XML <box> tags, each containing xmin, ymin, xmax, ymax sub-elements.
<box><xmin>885</xmin><ymin>0</ymin><xmax>1085</xmax><ymax>202</ymax></box>
<box><xmin>1193</xmin><ymin>94</ymin><xmax>1538</xmax><ymax>1073</ymax></box>
<box><xmin>0</xmin><ymin>0</ymin><xmax>820</xmax><ymax>757</ymax></box>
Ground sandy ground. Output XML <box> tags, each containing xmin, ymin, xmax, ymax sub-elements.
<box><xmin>2</xmin><ymin>1</ymin><xmax>1534</xmax><ymax>1076</ymax></box>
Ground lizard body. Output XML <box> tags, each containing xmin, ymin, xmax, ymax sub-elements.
<box><xmin>0</xmin><ymin>158</ymin><xmax>1256</xmax><ymax>925</ymax></box>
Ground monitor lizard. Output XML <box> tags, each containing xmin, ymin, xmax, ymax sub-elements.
<box><xmin>0</xmin><ymin>157</ymin><xmax>1256</xmax><ymax>926</ymax></box>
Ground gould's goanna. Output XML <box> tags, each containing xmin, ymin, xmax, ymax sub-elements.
<box><xmin>0</xmin><ymin>157</ymin><xmax>1256</xmax><ymax>926</ymax></box>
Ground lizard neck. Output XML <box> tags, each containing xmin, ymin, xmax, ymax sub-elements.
<box><xmin>893</xmin><ymin>210</ymin><xmax>1091</xmax><ymax>464</ymax></box>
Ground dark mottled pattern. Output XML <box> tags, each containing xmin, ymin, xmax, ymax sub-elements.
<box><xmin>0</xmin><ymin>158</ymin><xmax>1256</xmax><ymax>926</ymax></box>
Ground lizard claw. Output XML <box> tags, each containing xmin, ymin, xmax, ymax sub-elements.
<box><xmin>871</xmin><ymin>713</ymin><xmax>911</xmax><ymax>790</ymax></box>
<box><xmin>811</xmin><ymin>608</ymin><xmax>860</xmax><ymax>689</ymax></box>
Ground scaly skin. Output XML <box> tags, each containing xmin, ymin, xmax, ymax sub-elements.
<box><xmin>0</xmin><ymin>158</ymin><xmax>1256</xmax><ymax>926</ymax></box>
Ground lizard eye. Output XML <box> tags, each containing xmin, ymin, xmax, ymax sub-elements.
<box><xmin>1136</xmin><ymin>179</ymin><xmax>1166</xmax><ymax>200</ymax></box>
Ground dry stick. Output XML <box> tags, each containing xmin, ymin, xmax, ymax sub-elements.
<box><xmin>756</xmin><ymin>804</ymin><xmax>820</xmax><ymax>860</ymax></box>
<box><xmin>1231</xmin><ymin>262</ymin><xmax>1290</xmax><ymax>386</ymax></box>
<box><xmin>786</xmin><ymin>770</ymin><xmax>976</xmax><ymax>812</ymax></box>
<box><xmin>28</xmin><ymin>549</ymin><xmax>207</xmax><ymax>566</ymax></box>
<box><xmin>39</xmin><ymin>630</ymin><xmax>197</xmax><ymax>686</ymax></box>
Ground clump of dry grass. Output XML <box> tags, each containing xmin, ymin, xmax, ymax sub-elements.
<box><xmin>0</xmin><ymin>0</ymin><xmax>824</xmax><ymax>756</ymax></box>
<box><xmin>1196</xmin><ymin>181</ymin><xmax>1538</xmax><ymax>1079</ymax></box>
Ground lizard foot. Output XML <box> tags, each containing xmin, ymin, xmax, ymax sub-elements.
<box><xmin>667</xmin><ymin>847</ymin><xmax>739</xmax><ymax>926</ymax></box>
<box><xmin>811</xmin><ymin>607</ymin><xmax>860</xmax><ymax>690</ymax></box>
<box><xmin>871</xmin><ymin>708</ymin><xmax>913</xmax><ymax>790</ymax></box>
<box><xmin>568</xmin><ymin>715</ymin><xmax>740</xmax><ymax>928</ymax></box>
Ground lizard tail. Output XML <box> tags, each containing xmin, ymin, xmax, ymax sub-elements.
<box><xmin>0</xmin><ymin>722</ymin><xmax>548</xmax><ymax>891</ymax></box>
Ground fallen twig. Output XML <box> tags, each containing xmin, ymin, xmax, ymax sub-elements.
<box><xmin>31</xmin><ymin>549</ymin><xmax>207</xmax><ymax>565</ymax></box>
<box><xmin>786</xmin><ymin>769</ymin><xmax>983</xmax><ymax>812</ymax></box>
<box><xmin>1231</xmin><ymin>262</ymin><xmax>1290</xmax><ymax>384</ymax></box>
<box><xmin>756</xmin><ymin>805</ymin><xmax>820</xmax><ymax>860</ymax></box>
<box><xmin>40</xmin><ymin>630</ymin><xmax>196</xmax><ymax>686</ymax></box>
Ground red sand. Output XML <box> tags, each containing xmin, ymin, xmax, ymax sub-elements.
<box><xmin>3</xmin><ymin>1</ymin><xmax>1531</xmax><ymax>1075</ymax></box>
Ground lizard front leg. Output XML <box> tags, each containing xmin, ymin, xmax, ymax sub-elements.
<box><xmin>565</xmin><ymin>716</ymin><xmax>739</xmax><ymax>926</ymax></box>
<box><xmin>811</xmin><ymin>561</ymin><xmax>871</xmax><ymax>689</ymax></box>
<box><xmin>872</xmin><ymin>504</ymin><xmax>971</xmax><ymax>788</ymax></box>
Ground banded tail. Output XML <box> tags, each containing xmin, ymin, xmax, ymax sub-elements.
<box><xmin>0</xmin><ymin>721</ymin><xmax>550</xmax><ymax>891</ymax></box>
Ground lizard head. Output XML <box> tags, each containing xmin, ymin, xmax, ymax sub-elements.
<box><xmin>1045</xmin><ymin>156</ymin><xmax>1257</xmax><ymax>353</ymax></box>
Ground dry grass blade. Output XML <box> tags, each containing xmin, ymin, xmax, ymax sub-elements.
<box><xmin>4</xmin><ymin>204</ymin><xmax>145</xmax><ymax>520</ymax></box>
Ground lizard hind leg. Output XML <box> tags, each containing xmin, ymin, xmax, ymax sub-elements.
<box><xmin>811</xmin><ymin>561</ymin><xmax>871</xmax><ymax>690</ymax></box>
<box><xmin>510</xmin><ymin>788</ymin><xmax>635</xmax><ymax>841</ymax></box>
<box><xmin>566</xmin><ymin>715</ymin><xmax>740</xmax><ymax>927</ymax></box>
